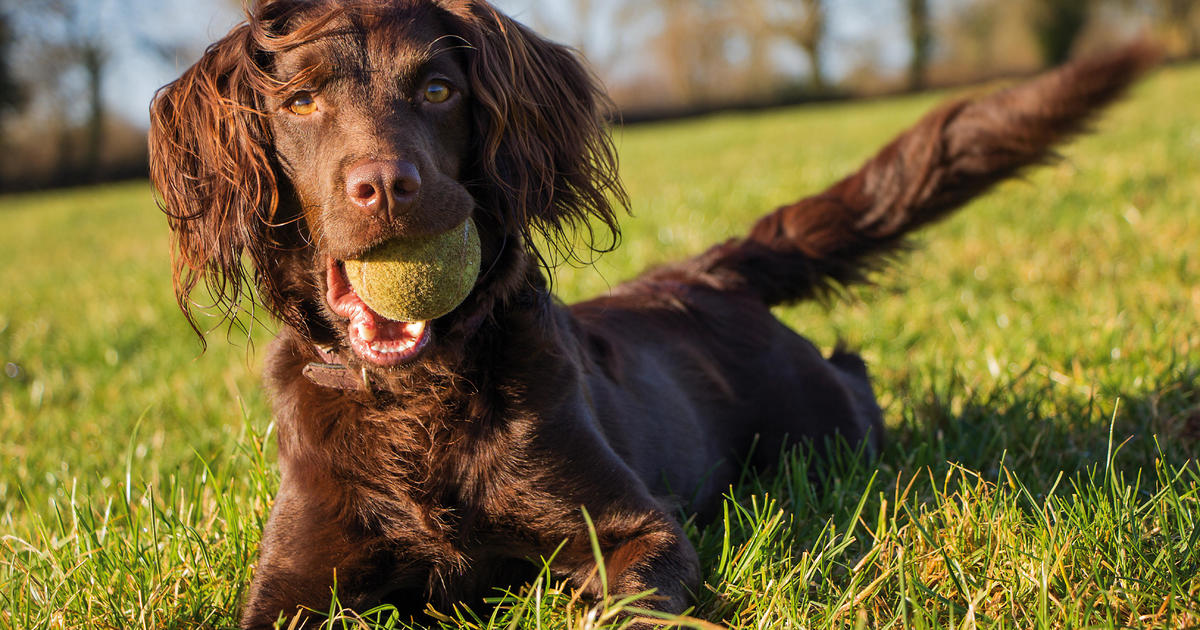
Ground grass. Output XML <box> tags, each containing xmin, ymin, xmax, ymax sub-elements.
<box><xmin>1</xmin><ymin>61</ymin><xmax>1199</xmax><ymax>629</ymax></box>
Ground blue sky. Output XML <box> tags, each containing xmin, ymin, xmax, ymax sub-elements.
<box><xmin>113</xmin><ymin>0</ymin><xmax>911</xmax><ymax>126</ymax></box>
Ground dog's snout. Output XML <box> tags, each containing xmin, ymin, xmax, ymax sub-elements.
<box><xmin>345</xmin><ymin>159</ymin><xmax>422</xmax><ymax>216</ymax></box>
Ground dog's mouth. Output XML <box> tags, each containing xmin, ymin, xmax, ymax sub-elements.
<box><xmin>326</xmin><ymin>258</ymin><xmax>431</xmax><ymax>366</ymax></box>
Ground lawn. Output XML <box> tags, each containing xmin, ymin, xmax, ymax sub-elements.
<box><xmin>1</xmin><ymin>61</ymin><xmax>1198</xmax><ymax>629</ymax></box>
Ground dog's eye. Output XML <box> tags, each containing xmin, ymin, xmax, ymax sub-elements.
<box><xmin>423</xmin><ymin>80</ymin><xmax>452</xmax><ymax>104</ymax></box>
<box><xmin>288</xmin><ymin>92</ymin><xmax>318</xmax><ymax>116</ymax></box>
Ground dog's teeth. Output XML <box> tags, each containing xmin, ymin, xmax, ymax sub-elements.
<box><xmin>356</xmin><ymin>322</ymin><xmax>377</xmax><ymax>342</ymax></box>
<box><xmin>370</xmin><ymin>339</ymin><xmax>417</xmax><ymax>354</ymax></box>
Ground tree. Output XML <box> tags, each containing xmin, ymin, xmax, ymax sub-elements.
<box><xmin>787</xmin><ymin>0</ymin><xmax>827</xmax><ymax>90</ymax></box>
<box><xmin>907</xmin><ymin>0</ymin><xmax>932</xmax><ymax>90</ymax></box>
<box><xmin>0</xmin><ymin>13</ymin><xmax>23</xmax><ymax>120</ymax></box>
<box><xmin>79</xmin><ymin>40</ymin><xmax>106</xmax><ymax>182</ymax></box>
<box><xmin>740</xmin><ymin>0</ymin><xmax>827</xmax><ymax>92</ymax></box>
<box><xmin>2</xmin><ymin>0</ymin><xmax>111</xmax><ymax>181</ymax></box>
<box><xmin>1032</xmin><ymin>0</ymin><xmax>1092</xmax><ymax>65</ymax></box>
<box><xmin>955</xmin><ymin>0</ymin><xmax>1000</xmax><ymax>74</ymax></box>
<box><xmin>1160</xmin><ymin>0</ymin><xmax>1199</xmax><ymax>57</ymax></box>
<box><xmin>50</xmin><ymin>0</ymin><xmax>108</xmax><ymax>182</ymax></box>
<box><xmin>645</xmin><ymin>0</ymin><xmax>736</xmax><ymax>105</ymax></box>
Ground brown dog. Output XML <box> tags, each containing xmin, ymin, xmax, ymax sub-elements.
<box><xmin>148</xmin><ymin>1</ymin><xmax>1154</xmax><ymax>627</ymax></box>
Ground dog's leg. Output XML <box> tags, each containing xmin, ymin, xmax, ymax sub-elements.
<box><xmin>560</xmin><ymin>507</ymin><xmax>700</xmax><ymax>624</ymax></box>
<box><xmin>240</xmin><ymin>485</ymin><xmax>386</xmax><ymax>630</ymax></box>
<box><xmin>598</xmin><ymin>512</ymin><xmax>700</xmax><ymax>613</ymax></box>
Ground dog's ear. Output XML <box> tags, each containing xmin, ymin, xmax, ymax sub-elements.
<box><xmin>149</xmin><ymin>19</ymin><xmax>300</xmax><ymax>343</ymax></box>
<box><xmin>441</xmin><ymin>1</ymin><xmax>628</xmax><ymax>265</ymax></box>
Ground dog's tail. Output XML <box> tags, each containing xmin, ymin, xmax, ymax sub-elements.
<box><xmin>690</xmin><ymin>42</ymin><xmax>1158</xmax><ymax>307</ymax></box>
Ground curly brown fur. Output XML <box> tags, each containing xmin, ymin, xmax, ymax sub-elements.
<box><xmin>148</xmin><ymin>1</ymin><xmax>1156</xmax><ymax>627</ymax></box>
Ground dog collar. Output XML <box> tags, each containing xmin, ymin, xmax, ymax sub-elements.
<box><xmin>303</xmin><ymin>345</ymin><xmax>370</xmax><ymax>392</ymax></box>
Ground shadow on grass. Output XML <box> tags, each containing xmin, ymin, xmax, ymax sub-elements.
<box><xmin>884</xmin><ymin>360</ymin><xmax>1200</xmax><ymax>492</ymax></box>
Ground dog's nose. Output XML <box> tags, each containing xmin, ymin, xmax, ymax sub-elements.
<box><xmin>344</xmin><ymin>159</ymin><xmax>421</xmax><ymax>216</ymax></box>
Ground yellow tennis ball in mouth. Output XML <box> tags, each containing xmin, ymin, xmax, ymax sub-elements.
<box><xmin>343</xmin><ymin>218</ymin><xmax>481</xmax><ymax>322</ymax></box>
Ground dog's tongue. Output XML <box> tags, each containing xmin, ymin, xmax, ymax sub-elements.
<box><xmin>327</xmin><ymin>259</ymin><xmax>429</xmax><ymax>364</ymax></box>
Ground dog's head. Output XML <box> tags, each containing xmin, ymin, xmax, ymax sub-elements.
<box><xmin>150</xmin><ymin>0</ymin><xmax>625</xmax><ymax>369</ymax></box>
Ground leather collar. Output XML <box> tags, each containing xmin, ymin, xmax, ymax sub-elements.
<box><xmin>303</xmin><ymin>345</ymin><xmax>370</xmax><ymax>392</ymax></box>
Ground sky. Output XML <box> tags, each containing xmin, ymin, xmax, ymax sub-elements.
<box><xmin>109</xmin><ymin>0</ymin><xmax>912</xmax><ymax>126</ymax></box>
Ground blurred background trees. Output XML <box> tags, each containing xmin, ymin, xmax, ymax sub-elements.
<box><xmin>0</xmin><ymin>0</ymin><xmax>1194</xmax><ymax>192</ymax></box>
<box><xmin>0</xmin><ymin>0</ymin><xmax>214</xmax><ymax>190</ymax></box>
<box><xmin>1033</xmin><ymin>0</ymin><xmax>1093</xmax><ymax>64</ymax></box>
<box><xmin>0</xmin><ymin>14</ymin><xmax>22</xmax><ymax>121</ymax></box>
<box><xmin>907</xmin><ymin>0</ymin><xmax>932</xmax><ymax>90</ymax></box>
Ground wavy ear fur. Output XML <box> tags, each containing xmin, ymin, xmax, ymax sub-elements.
<box><xmin>440</xmin><ymin>0</ymin><xmax>628</xmax><ymax>266</ymax></box>
<box><xmin>148</xmin><ymin>11</ymin><xmax>304</xmax><ymax>343</ymax></box>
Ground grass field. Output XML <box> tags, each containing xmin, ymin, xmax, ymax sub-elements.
<box><xmin>2</xmin><ymin>61</ymin><xmax>1198</xmax><ymax>629</ymax></box>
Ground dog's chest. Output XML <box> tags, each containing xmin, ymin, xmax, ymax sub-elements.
<box><xmin>274</xmin><ymin>348</ymin><xmax>581</xmax><ymax>567</ymax></box>
<box><xmin>355</xmin><ymin>472</ymin><xmax>570</xmax><ymax>589</ymax></box>
<box><xmin>345</xmin><ymin>413</ymin><xmax>559</xmax><ymax>555</ymax></box>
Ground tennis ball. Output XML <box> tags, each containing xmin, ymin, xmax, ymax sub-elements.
<box><xmin>344</xmin><ymin>218</ymin><xmax>481</xmax><ymax>322</ymax></box>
